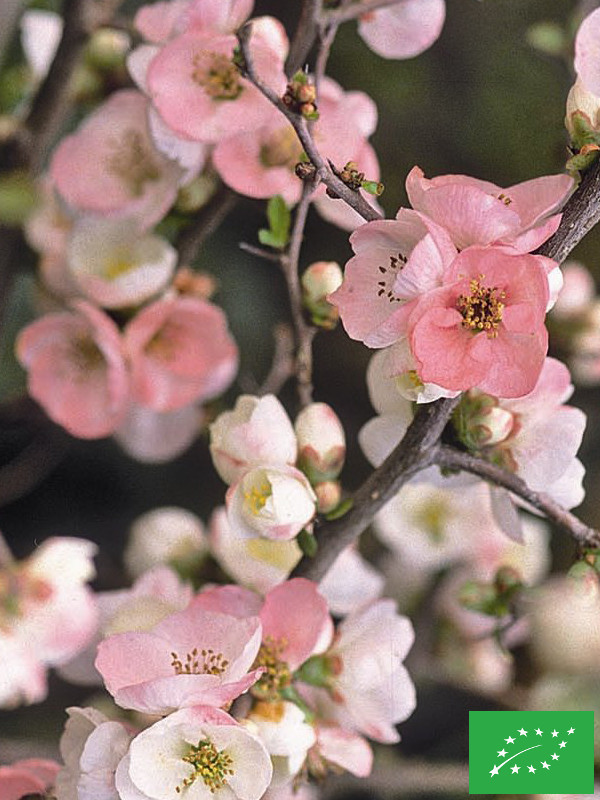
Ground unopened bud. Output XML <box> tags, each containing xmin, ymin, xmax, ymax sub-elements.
<box><xmin>314</xmin><ymin>480</ymin><xmax>342</xmax><ymax>514</ymax></box>
<box><xmin>295</xmin><ymin>402</ymin><xmax>346</xmax><ymax>483</ymax></box>
<box><xmin>86</xmin><ymin>28</ymin><xmax>130</xmax><ymax>71</ymax></box>
<box><xmin>173</xmin><ymin>267</ymin><xmax>216</xmax><ymax>299</ymax></box>
<box><xmin>283</xmin><ymin>72</ymin><xmax>319</xmax><ymax>119</ymax></box>
<box><xmin>176</xmin><ymin>173</ymin><xmax>218</xmax><ymax>213</ymax></box>
<box><xmin>566</xmin><ymin>78</ymin><xmax>600</xmax><ymax>141</ymax></box>
<box><xmin>295</xmin><ymin>161</ymin><xmax>317</xmax><ymax>181</ymax></box>
<box><xmin>453</xmin><ymin>392</ymin><xmax>514</xmax><ymax>451</ymax></box>
<box><xmin>301</xmin><ymin>260</ymin><xmax>343</xmax><ymax>328</ymax></box>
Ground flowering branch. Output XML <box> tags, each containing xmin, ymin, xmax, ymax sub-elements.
<box><xmin>292</xmin><ymin>396</ymin><xmax>461</xmax><ymax>581</ymax></box>
<box><xmin>435</xmin><ymin>445</ymin><xmax>600</xmax><ymax>548</ymax></box>
<box><xmin>236</xmin><ymin>23</ymin><xmax>382</xmax><ymax>223</ymax></box>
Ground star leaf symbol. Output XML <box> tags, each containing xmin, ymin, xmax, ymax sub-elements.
<box><xmin>568</xmin><ymin>727</ymin><xmax>575</xmax><ymax>734</ymax></box>
<box><xmin>511</xmin><ymin>765</ymin><xmax>520</xmax><ymax>774</ymax></box>
<box><xmin>535</xmin><ymin>728</ymin><xmax>543</xmax><ymax>736</ymax></box>
<box><xmin>551</xmin><ymin>730</ymin><xmax>559</xmax><ymax>737</ymax></box>
<box><xmin>497</xmin><ymin>749</ymin><xmax>507</xmax><ymax>758</ymax></box>
<box><xmin>505</xmin><ymin>736</ymin><xmax>515</xmax><ymax>744</ymax></box>
<box><xmin>542</xmin><ymin>761</ymin><xmax>550</xmax><ymax>769</ymax></box>
<box><xmin>552</xmin><ymin>753</ymin><xmax>559</xmax><ymax>760</ymax></box>
<box><xmin>559</xmin><ymin>741</ymin><xmax>566</xmax><ymax>748</ymax></box>
<box><xmin>528</xmin><ymin>765</ymin><xmax>536</xmax><ymax>773</ymax></box>
<box><xmin>518</xmin><ymin>727</ymin><xmax>527</xmax><ymax>736</ymax></box>
<box><xmin>490</xmin><ymin>765</ymin><xmax>499</xmax><ymax>777</ymax></box>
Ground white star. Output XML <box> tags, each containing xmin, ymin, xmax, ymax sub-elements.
<box><xmin>490</xmin><ymin>765</ymin><xmax>499</xmax><ymax>777</ymax></box>
<box><xmin>528</xmin><ymin>765</ymin><xmax>536</xmax><ymax>773</ymax></box>
<box><xmin>497</xmin><ymin>749</ymin><xmax>507</xmax><ymax>758</ymax></box>
<box><xmin>568</xmin><ymin>727</ymin><xmax>575</xmax><ymax>734</ymax></box>
<box><xmin>559</xmin><ymin>741</ymin><xmax>566</xmax><ymax>748</ymax></box>
<box><xmin>535</xmin><ymin>728</ymin><xmax>543</xmax><ymax>736</ymax></box>
<box><xmin>511</xmin><ymin>765</ymin><xmax>520</xmax><ymax>773</ymax></box>
<box><xmin>518</xmin><ymin>727</ymin><xmax>527</xmax><ymax>736</ymax></box>
<box><xmin>542</xmin><ymin>761</ymin><xmax>550</xmax><ymax>769</ymax></box>
<box><xmin>505</xmin><ymin>736</ymin><xmax>515</xmax><ymax>744</ymax></box>
<box><xmin>552</xmin><ymin>753</ymin><xmax>559</xmax><ymax>761</ymax></box>
<box><xmin>551</xmin><ymin>729</ymin><xmax>559</xmax><ymax>737</ymax></box>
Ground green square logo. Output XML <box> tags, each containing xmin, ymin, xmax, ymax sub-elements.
<box><xmin>469</xmin><ymin>710</ymin><xmax>594</xmax><ymax>795</ymax></box>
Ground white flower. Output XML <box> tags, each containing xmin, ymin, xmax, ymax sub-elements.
<box><xmin>246</xmin><ymin>701</ymin><xmax>315</xmax><ymax>786</ymax></box>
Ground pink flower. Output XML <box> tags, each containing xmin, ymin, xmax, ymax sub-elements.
<box><xmin>329</xmin><ymin>209</ymin><xmax>457</xmax><ymax>347</ymax></box>
<box><xmin>146</xmin><ymin>17</ymin><xmax>287</xmax><ymax>142</ymax></box>
<box><xmin>408</xmin><ymin>246</ymin><xmax>550</xmax><ymax>397</ymax></box>
<box><xmin>405</xmin><ymin>166</ymin><xmax>573</xmax><ymax>252</ymax></box>
<box><xmin>209</xmin><ymin>394</ymin><xmax>297</xmax><ymax>486</ymax></box>
<box><xmin>0</xmin><ymin>759</ymin><xmax>60</xmax><ymax>800</ymax></box>
<box><xmin>357</xmin><ymin>0</ymin><xmax>445</xmax><ymax>60</ymax></box>
<box><xmin>115</xmin><ymin>706</ymin><xmax>272</xmax><ymax>800</ymax></box>
<box><xmin>114</xmin><ymin>402</ymin><xmax>203</xmax><ymax>463</ymax></box>
<box><xmin>16</xmin><ymin>301</ymin><xmax>129</xmax><ymax>439</ymax></box>
<box><xmin>574</xmin><ymin>8</ymin><xmax>600</xmax><ymax>98</ymax></box>
<box><xmin>95</xmin><ymin>603</ymin><xmax>263</xmax><ymax>714</ymax></box>
<box><xmin>50</xmin><ymin>90</ymin><xmax>183</xmax><ymax>229</ymax></box>
<box><xmin>134</xmin><ymin>0</ymin><xmax>253</xmax><ymax>43</ymax></box>
<box><xmin>225</xmin><ymin>465</ymin><xmax>317</xmax><ymax>541</ymax></box>
<box><xmin>312</xmin><ymin>726</ymin><xmax>373</xmax><ymax>778</ymax></box>
<box><xmin>124</xmin><ymin>296</ymin><xmax>238</xmax><ymax>412</ymax></box>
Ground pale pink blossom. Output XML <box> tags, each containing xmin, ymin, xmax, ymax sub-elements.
<box><xmin>318</xmin><ymin>546</ymin><xmax>384</xmax><ymax>617</ymax></box>
<box><xmin>226</xmin><ymin>465</ymin><xmax>317</xmax><ymax>541</ymax></box>
<box><xmin>209</xmin><ymin>506</ymin><xmax>302</xmax><ymax>594</ymax></box>
<box><xmin>312</xmin><ymin>726</ymin><xmax>373</xmax><ymax>777</ymax></box>
<box><xmin>114</xmin><ymin>706</ymin><xmax>272</xmax><ymax>800</ymax></box>
<box><xmin>67</xmin><ymin>217</ymin><xmax>177</xmax><ymax>309</ymax></box>
<box><xmin>408</xmin><ymin>246</ymin><xmax>550</xmax><ymax>397</ymax></box>
<box><xmin>16</xmin><ymin>301</ymin><xmax>129</xmax><ymax>439</ymax></box>
<box><xmin>295</xmin><ymin>402</ymin><xmax>345</xmax><ymax>483</ymax></box>
<box><xmin>566</xmin><ymin>77</ymin><xmax>600</xmax><ymax>138</ymax></box>
<box><xmin>574</xmin><ymin>8</ymin><xmax>600</xmax><ymax>98</ymax></box>
<box><xmin>405</xmin><ymin>166</ymin><xmax>573</xmax><ymax>252</ymax></box>
<box><xmin>124</xmin><ymin>296</ymin><xmax>238</xmax><ymax>412</ymax></box>
<box><xmin>55</xmin><ymin>707</ymin><xmax>132</xmax><ymax>800</ymax></box>
<box><xmin>134</xmin><ymin>0</ymin><xmax>253</xmax><ymax>43</ymax></box>
<box><xmin>0</xmin><ymin>758</ymin><xmax>60</xmax><ymax>800</ymax></box>
<box><xmin>125</xmin><ymin>506</ymin><xmax>208</xmax><ymax>578</ymax></box>
<box><xmin>50</xmin><ymin>90</ymin><xmax>183</xmax><ymax>229</ymax></box>
<box><xmin>146</xmin><ymin>17</ymin><xmax>287</xmax><ymax>142</ymax></box>
<box><xmin>324</xmin><ymin>599</ymin><xmax>416</xmax><ymax>743</ymax></box>
<box><xmin>329</xmin><ymin>209</ymin><xmax>457</xmax><ymax>347</ymax></box>
<box><xmin>95</xmin><ymin>602</ymin><xmax>263</xmax><ymax>715</ymax></box>
<box><xmin>114</xmin><ymin>402</ymin><xmax>203</xmax><ymax>463</ymax></box>
<box><xmin>209</xmin><ymin>394</ymin><xmax>297</xmax><ymax>485</ymax></box>
<box><xmin>552</xmin><ymin>261</ymin><xmax>596</xmax><ymax>317</ymax></box>
<box><xmin>357</xmin><ymin>0</ymin><xmax>445</xmax><ymax>60</ymax></box>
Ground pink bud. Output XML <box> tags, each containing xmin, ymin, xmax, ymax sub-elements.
<box><xmin>301</xmin><ymin>261</ymin><xmax>343</xmax><ymax>327</ymax></box>
<box><xmin>295</xmin><ymin>403</ymin><xmax>346</xmax><ymax>483</ymax></box>
<box><xmin>314</xmin><ymin>481</ymin><xmax>342</xmax><ymax>514</ymax></box>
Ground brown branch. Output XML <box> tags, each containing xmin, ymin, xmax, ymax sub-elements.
<box><xmin>237</xmin><ymin>23</ymin><xmax>382</xmax><ymax>224</ymax></box>
<box><xmin>436</xmin><ymin>445</ymin><xmax>600</xmax><ymax>548</ymax></box>
<box><xmin>285</xmin><ymin>0</ymin><xmax>322</xmax><ymax>78</ymax></box>
<box><xmin>292</xmin><ymin>396</ymin><xmax>461</xmax><ymax>581</ymax></box>
<box><xmin>536</xmin><ymin>157</ymin><xmax>600</xmax><ymax>264</ymax></box>
<box><xmin>176</xmin><ymin>186</ymin><xmax>238</xmax><ymax>266</ymax></box>
<box><xmin>323</xmin><ymin>0</ymin><xmax>407</xmax><ymax>24</ymax></box>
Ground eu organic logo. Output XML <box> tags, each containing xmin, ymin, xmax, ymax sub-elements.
<box><xmin>469</xmin><ymin>710</ymin><xmax>594</xmax><ymax>794</ymax></box>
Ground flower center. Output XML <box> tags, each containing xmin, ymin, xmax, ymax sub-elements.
<box><xmin>260</xmin><ymin>126</ymin><xmax>302</xmax><ymax>169</ymax></box>
<box><xmin>171</xmin><ymin>648</ymin><xmax>229</xmax><ymax>675</ymax></box>
<box><xmin>251</xmin><ymin>635</ymin><xmax>291</xmax><ymax>700</ymax></box>
<box><xmin>71</xmin><ymin>335</ymin><xmax>105</xmax><ymax>375</ymax></box>
<box><xmin>106</xmin><ymin>129</ymin><xmax>161</xmax><ymax>197</ymax></box>
<box><xmin>456</xmin><ymin>275</ymin><xmax>506</xmax><ymax>337</ymax></box>
<box><xmin>176</xmin><ymin>739</ymin><xmax>234</xmax><ymax>794</ymax></box>
<box><xmin>0</xmin><ymin>569</ymin><xmax>53</xmax><ymax>631</ymax></box>
<box><xmin>243</xmin><ymin>481</ymin><xmax>272</xmax><ymax>515</ymax></box>
<box><xmin>376</xmin><ymin>252</ymin><xmax>407</xmax><ymax>303</ymax></box>
<box><xmin>192</xmin><ymin>52</ymin><xmax>242</xmax><ymax>100</ymax></box>
<box><xmin>104</xmin><ymin>257</ymin><xmax>135</xmax><ymax>280</ymax></box>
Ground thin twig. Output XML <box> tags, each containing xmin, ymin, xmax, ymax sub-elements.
<box><xmin>176</xmin><ymin>186</ymin><xmax>238</xmax><ymax>266</ymax></box>
<box><xmin>237</xmin><ymin>23</ymin><xmax>382</xmax><ymax>224</ymax></box>
<box><xmin>323</xmin><ymin>0</ymin><xmax>406</xmax><ymax>24</ymax></box>
<box><xmin>285</xmin><ymin>0</ymin><xmax>322</xmax><ymax>78</ymax></box>
<box><xmin>436</xmin><ymin>445</ymin><xmax>600</xmax><ymax>548</ymax></box>
<box><xmin>292</xmin><ymin>396</ymin><xmax>461</xmax><ymax>581</ymax></box>
<box><xmin>239</xmin><ymin>242</ymin><xmax>282</xmax><ymax>263</ymax></box>
<box><xmin>259</xmin><ymin>324</ymin><xmax>296</xmax><ymax>396</ymax></box>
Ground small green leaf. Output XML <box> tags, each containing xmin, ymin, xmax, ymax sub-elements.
<box><xmin>258</xmin><ymin>195</ymin><xmax>290</xmax><ymax>249</ymax></box>
<box><xmin>297</xmin><ymin>529</ymin><xmax>318</xmax><ymax>557</ymax></box>
<box><xmin>302</xmin><ymin>110</ymin><xmax>319</xmax><ymax>121</ymax></box>
<box><xmin>360</xmin><ymin>179</ymin><xmax>384</xmax><ymax>196</ymax></box>
<box><xmin>324</xmin><ymin>497</ymin><xmax>353</xmax><ymax>520</ymax></box>
<box><xmin>295</xmin><ymin>655</ymin><xmax>332</xmax><ymax>688</ymax></box>
<box><xmin>292</xmin><ymin>70</ymin><xmax>308</xmax><ymax>85</ymax></box>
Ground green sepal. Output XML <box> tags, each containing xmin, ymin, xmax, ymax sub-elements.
<box><xmin>302</xmin><ymin>110</ymin><xmax>319</xmax><ymax>121</ymax></box>
<box><xmin>279</xmin><ymin>685</ymin><xmax>316</xmax><ymax>723</ymax></box>
<box><xmin>324</xmin><ymin>497</ymin><xmax>353</xmax><ymax>520</ymax></box>
<box><xmin>292</xmin><ymin>70</ymin><xmax>308</xmax><ymax>85</ymax></box>
<box><xmin>360</xmin><ymin>179</ymin><xmax>384</xmax><ymax>196</ymax></box>
<box><xmin>297</xmin><ymin>529</ymin><xmax>318</xmax><ymax>557</ymax></box>
<box><xmin>258</xmin><ymin>195</ymin><xmax>291</xmax><ymax>249</ymax></box>
<box><xmin>294</xmin><ymin>655</ymin><xmax>332</xmax><ymax>688</ymax></box>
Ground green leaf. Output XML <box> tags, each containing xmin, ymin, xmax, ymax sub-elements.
<box><xmin>258</xmin><ymin>195</ymin><xmax>290</xmax><ymax>249</ymax></box>
<box><xmin>360</xmin><ymin>179</ymin><xmax>384</xmax><ymax>196</ymax></box>
<box><xmin>297</xmin><ymin>528</ymin><xmax>317</xmax><ymax>557</ymax></box>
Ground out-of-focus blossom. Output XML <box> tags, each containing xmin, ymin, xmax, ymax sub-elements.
<box><xmin>310</xmin><ymin>725</ymin><xmax>373</xmax><ymax>778</ymax></box>
<box><xmin>20</xmin><ymin>10</ymin><xmax>63</xmax><ymax>81</ymax></box>
<box><xmin>55</xmin><ymin>707</ymin><xmax>132</xmax><ymax>800</ymax></box>
<box><xmin>125</xmin><ymin>506</ymin><xmax>208</xmax><ymax>578</ymax></box>
<box><xmin>301</xmin><ymin>261</ymin><xmax>343</xmax><ymax>327</ymax></box>
<box><xmin>134</xmin><ymin>0</ymin><xmax>254</xmax><ymax>44</ymax></box>
<box><xmin>357</xmin><ymin>0</ymin><xmax>445</xmax><ymax>60</ymax></box>
<box><xmin>95</xmin><ymin>602</ymin><xmax>263</xmax><ymax>715</ymax></box>
<box><xmin>295</xmin><ymin>402</ymin><xmax>345</xmax><ymax>483</ymax></box>
<box><xmin>209</xmin><ymin>507</ymin><xmax>302</xmax><ymax>594</ymax></box>
<box><xmin>115</xmin><ymin>706</ymin><xmax>272</xmax><ymax>800</ymax></box>
<box><xmin>0</xmin><ymin>536</ymin><xmax>97</xmax><ymax>708</ymax></box>
<box><xmin>114</xmin><ymin>402</ymin><xmax>203</xmax><ymax>463</ymax></box>
<box><xmin>124</xmin><ymin>296</ymin><xmax>238</xmax><ymax>412</ymax></box>
<box><xmin>574</xmin><ymin>8</ymin><xmax>600</xmax><ymax>98</ymax></box>
<box><xmin>408</xmin><ymin>246</ymin><xmax>549</xmax><ymax>397</ymax></box>
<box><xmin>209</xmin><ymin>394</ymin><xmax>297</xmax><ymax>486</ymax></box>
<box><xmin>318</xmin><ymin>546</ymin><xmax>384</xmax><ymax>617</ymax></box>
<box><xmin>66</xmin><ymin>217</ymin><xmax>177</xmax><ymax>309</ymax></box>
<box><xmin>406</xmin><ymin>167</ymin><xmax>573</xmax><ymax>252</ymax></box>
<box><xmin>226</xmin><ymin>465</ymin><xmax>316</xmax><ymax>541</ymax></box>
<box><xmin>50</xmin><ymin>90</ymin><xmax>184</xmax><ymax>229</ymax></box>
<box><xmin>0</xmin><ymin>758</ymin><xmax>60</xmax><ymax>800</ymax></box>
<box><xmin>16</xmin><ymin>301</ymin><xmax>129</xmax><ymax>439</ymax></box>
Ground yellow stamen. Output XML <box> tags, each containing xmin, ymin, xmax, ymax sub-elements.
<box><xmin>456</xmin><ymin>274</ymin><xmax>506</xmax><ymax>338</ymax></box>
<box><xmin>175</xmin><ymin>739</ymin><xmax>234</xmax><ymax>794</ymax></box>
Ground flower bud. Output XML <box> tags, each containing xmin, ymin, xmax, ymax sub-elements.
<box><xmin>301</xmin><ymin>261</ymin><xmax>343</xmax><ymax>328</ymax></box>
<box><xmin>566</xmin><ymin>78</ymin><xmax>600</xmax><ymax>140</ymax></box>
<box><xmin>86</xmin><ymin>28</ymin><xmax>130</xmax><ymax>72</ymax></box>
<box><xmin>295</xmin><ymin>402</ymin><xmax>346</xmax><ymax>483</ymax></box>
<box><xmin>453</xmin><ymin>392</ymin><xmax>514</xmax><ymax>450</ymax></box>
<box><xmin>314</xmin><ymin>480</ymin><xmax>342</xmax><ymax>514</ymax></box>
